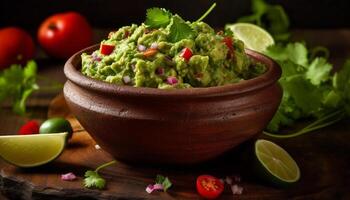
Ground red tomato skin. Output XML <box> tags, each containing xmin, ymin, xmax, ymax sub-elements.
<box><xmin>38</xmin><ymin>12</ymin><xmax>93</xmax><ymax>59</ymax></box>
<box><xmin>0</xmin><ymin>27</ymin><xmax>35</xmax><ymax>69</ymax></box>
<box><xmin>196</xmin><ymin>175</ymin><xmax>224</xmax><ymax>199</ymax></box>
<box><xmin>18</xmin><ymin>120</ymin><xmax>40</xmax><ymax>135</ymax></box>
<box><xmin>100</xmin><ymin>44</ymin><xmax>115</xmax><ymax>55</ymax></box>
<box><xmin>180</xmin><ymin>47</ymin><xmax>193</xmax><ymax>61</ymax></box>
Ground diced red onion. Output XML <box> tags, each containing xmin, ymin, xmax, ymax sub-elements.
<box><xmin>145</xmin><ymin>183</ymin><xmax>164</xmax><ymax>194</ymax></box>
<box><xmin>166</xmin><ymin>76</ymin><xmax>178</xmax><ymax>85</ymax></box>
<box><xmin>61</xmin><ymin>172</ymin><xmax>77</xmax><ymax>181</ymax></box>
<box><xmin>123</xmin><ymin>76</ymin><xmax>131</xmax><ymax>84</ymax></box>
<box><xmin>156</xmin><ymin>67</ymin><xmax>164</xmax><ymax>75</ymax></box>
<box><xmin>231</xmin><ymin>184</ymin><xmax>243</xmax><ymax>195</ymax></box>
<box><xmin>131</xmin><ymin>64</ymin><xmax>136</xmax><ymax>71</ymax></box>
<box><xmin>92</xmin><ymin>53</ymin><xmax>101</xmax><ymax>62</ymax></box>
<box><xmin>225</xmin><ymin>176</ymin><xmax>233</xmax><ymax>185</ymax></box>
<box><xmin>137</xmin><ymin>44</ymin><xmax>146</xmax><ymax>52</ymax></box>
<box><xmin>150</xmin><ymin>42</ymin><xmax>158</xmax><ymax>49</ymax></box>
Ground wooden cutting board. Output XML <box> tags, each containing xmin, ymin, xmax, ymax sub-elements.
<box><xmin>1</xmin><ymin>94</ymin><xmax>349</xmax><ymax>200</ymax></box>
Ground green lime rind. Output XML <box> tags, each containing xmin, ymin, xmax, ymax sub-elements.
<box><xmin>0</xmin><ymin>132</ymin><xmax>68</xmax><ymax>168</ymax></box>
<box><xmin>225</xmin><ymin>23</ymin><xmax>275</xmax><ymax>53</ymax></box>
<box><xmin>39</xmin><ymin>118</ymin><xmax>73</xmax><ymax>139</ymax></box>
<box><xmin>253</xmin><ymin>139</ymin><xmax>300</xmax><ymax>187</ymax></box>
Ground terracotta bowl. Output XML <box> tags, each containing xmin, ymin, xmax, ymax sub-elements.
<box><xmin>63</xmin><ymin>45</ymin><xmax>282</xmax><ymax>165</ymax></box>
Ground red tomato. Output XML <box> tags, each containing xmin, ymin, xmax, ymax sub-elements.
<box><xmin>38</xmin><ymin>12</ymin><xmax>93</xmax><ymax>59</ymax></box>
<box><xmin>100</xmin><ymin>44</ymin><xmax>115</xmax><ymax>55</ymax></box>
<box><xmin>18</xmin><ymin>120</ymin><xmax>40</xmax><ymax>135</ymax></box>
<box><xmin>0</xmin><ymin>27</ymin><xmax>35</xmax><ymax>69</ymax></box>
<box><xmin>180</xmin><ymin>47</ymin><xmax>193</xmax><ymax>61</ymax></box>
<box><xmin>196</xmin><ymin>175</ymin><xmax>224</xmax><ymax>199</ymax></box>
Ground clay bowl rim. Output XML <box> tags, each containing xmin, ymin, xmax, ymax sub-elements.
<box><xmin>64</xmin><ymin>44</ymin><xmax>281</xmax><ymax>99</ymax></box>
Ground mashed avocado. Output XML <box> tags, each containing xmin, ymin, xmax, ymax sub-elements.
<box><xmin>81</xmin><ymin>17</ymin><xmax>265</xmax><ymax>89</ymax></box>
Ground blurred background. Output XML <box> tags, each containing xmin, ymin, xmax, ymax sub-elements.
<box><xmin>1</xmin><ymin>0</ymin><xmax>350</xmax><ymax>30</ymax></box>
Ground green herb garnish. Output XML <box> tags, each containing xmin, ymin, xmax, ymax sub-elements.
<box><xmin>83</xmin><ymin>160</ymin><xmax>117</xmax><ymax>189</ymax></box>
<box><xmin>145</xmin><ymin>8</ymin><xmax>172</xmax><ymax>28</ymax></box>
<box><xmin>155</xmin><ymin>175</ymin><xmax>172</xmax><ymax>191</ymax></box>
<box><xmin>0</xmin><ymin>61</ymin><xmax>39</xmax><ymax>115</ymax></box>
<box><xmin>237</xmin><ymin>0</ymin><xmax>290</xmax><ymax>41</ymax></box>
<box><xmin>263</xmin><ymin>42</ymin><xmax>349</xmax><ymax>137</ymax></box>
<box><xmin>145</xmin><ymin>3</ymin><xmax>216</xmax><ymax>42</ymax></box>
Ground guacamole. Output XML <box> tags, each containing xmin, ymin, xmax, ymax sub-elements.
<box><xmin>81</xmin><ymin>17</ymin><xmax>265</xmax><ymax>89</ymax></box>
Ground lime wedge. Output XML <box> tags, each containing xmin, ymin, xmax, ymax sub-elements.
<box><xmin>254</xmin><ymin>139</ymin><xmax>300</xmax><ymax>187</ymax></box>
<box><xmin>225</xmin><ymin>23</ymin><xmax>275</xmax><ymax>53</ymax></box>
<box><xmin>0</xmin><ymin>132</ymin><xmax>68</xmax><ymax>167</ymax></box>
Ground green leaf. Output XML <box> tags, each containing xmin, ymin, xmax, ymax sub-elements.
<box><xmin>145</xmin><ymin>8</ymin><xmax>172</xmax><ymax>28</ymax></box>
<box><xmin>0</xmin><ymin>61</ymin><xmax>39</xmax><ymax>116</ymax></box>
<box><xmin>236</xmin><ymin>0</ymin><xmax>290</xmax><ymax>42</ymax></box>
<box><xmin>168</xmin><ymin>16</ymin><xmax>195</xmax><ymax>43</ymax></box>
<box><xmin>265</xmin><ymin>42</ymin><xmax>308</xmax><ymax>66</ymax></box>
<box><xmin>155</xmin><ymin>175</ymin><xmax>172</xmax><ymax>192</ymax></box>
<box><xmin>83</xmin><ymin>170</ymin><xmax>106</xmax><ymax>189</ymax></box>
<box><xmin>306</xmin><ymin>57</ymin><xmax>332</xmax><ymax>85</ymax></box>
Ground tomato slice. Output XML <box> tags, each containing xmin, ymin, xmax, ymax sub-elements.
<box><xmin>100</xmin><ymin>44</ymin><xmax>115</xmax><ymax>55</ymax></box>
<box><xmin>196</xmin><ymin>175</ymin><xmax>224</xmax><ymax>199</ymax></box>
<box><xmin>180</xmin><ymin>47</ymin><xmax>193</xmax><ymax>61</ymax></box>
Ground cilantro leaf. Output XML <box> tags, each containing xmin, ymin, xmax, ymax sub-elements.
<box><xmin>155</xmin><ymin>175</ymin><xmax>172</xmax><ymax>191</ymax></box>
<box><xmin>168</xmin><ymin>15</ymin><xmax>195</xmax><ymax>43</ymax></box>
<box><xmin>83</xmin><ymin>160</ymin><xmax>116</xmax><ymax>190</ymax></box>
<box><xmin>237</xmin><ymin>0</ymin><xmax>290</xmax><ymax>42</ymax></box>
<box><xmin>306</xmin><ymin>57</ymin><xmax>332</xmax><ymax>85</ymax></box>
<box><xmin>0</xmin><ymin>60</ymin><xmax>39</xmax><ymax>115</ymax></box>
<box><xmin>145</xmin><ymin>8</ymin><xmax>172</xmax><ymax>28</ymax></box>
<box><xmin>83</xmin><ymin>170</ymin><xmax>106</xmax><ymax>189</ymax></box>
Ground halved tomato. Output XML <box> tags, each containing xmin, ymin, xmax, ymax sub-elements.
<box><xmin>196</xmin><ymin>175</ymin><xmax>224</xmax><ymax>199</ymax></box>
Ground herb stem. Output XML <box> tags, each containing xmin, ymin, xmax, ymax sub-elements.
<box><xmin>263</xmin><ymin>110</ymin><xmax>345</xmax><ymax>138</ymax></box>
<box><xmin>95</xmin><ymin>160</ymin><xmax>117</xmax><ymax>173</ymax></box>
<box><xmin>196</xmin><ymin>3</ymin><xmax>216</xmax><ymax>23</ymax></box>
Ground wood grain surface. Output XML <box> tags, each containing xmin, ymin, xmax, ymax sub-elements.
<box><xmin>1</xmin><ymin>94</ymin><xmax>350</xmax><ymax>199</ymax></box>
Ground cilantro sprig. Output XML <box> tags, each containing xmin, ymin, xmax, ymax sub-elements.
<box><xmin>0</xmin><ymin>61</ymin><xmax>39</xmax><ymax>115</ymax></box>
<box><xmin>155</xmin><ymin>175</ymin><xmax>172</xmax><ymax>191</ymax></box>
<box><xmin>83</xmin><ymin>160</ymin><xmax>117</xmax><ymax>189</ymax></box>
<box><xmin>145</xmin><ymin>3</ymin><xmax>216</xmax><ymax>43</ymax></box>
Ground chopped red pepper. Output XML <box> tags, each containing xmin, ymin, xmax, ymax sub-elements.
<box><xmin>100</xmin><ymin>44</ymin><xmax>115</xmax><ymax>55</ymax></box>
<box><xmin>223</xmin><ymin>36</ymin><xmax>234</xmax><ymax>51</ymax></box>
<box><xmin>18</xmin><ymin>120</ymin><xmax>40</xmax><ymax>135</ymax></box>
<box><xmin>180</xmin><ymin>47</ymin><xmax>193</xmax><ymax>61</ymax></box>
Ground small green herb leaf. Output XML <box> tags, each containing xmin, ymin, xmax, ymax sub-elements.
<box><xmin>0</xmin><ymin>60</ymin><xmax>39</xmax><ymax>115</ymax></box>
<box><xmin>83</xmin><ymin>170</ymin><xmax>106</xmax><ymax>189</ymax></box>
<box><xmin>168</xmin><ymin>16</ymin><xmax>195</xmax><ymax>43</ymax></box>
<box><xmin>145</xmin><ymin>8</ymin><xmax>172</xmax><ymax>28</ymax></box>
<box><xmin>155</xmin><ymin>175</ymin><xmax>172</xmax><ymax>191</ymax></box>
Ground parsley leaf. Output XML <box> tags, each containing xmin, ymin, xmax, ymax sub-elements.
<box><xmin>145</xmin><ymin>8</ymin><xmax>172</xmax><ymax>28</ymax></box>
<box><xmin>155</xmin><ymin>175</ymin><xmax>172</xmax><ymax>191</ymax></box>
<box><xmin>168</xmin><ymin>15</ymin><xmax>195</xmax><ymax>43</ymax></box>
<box><xmin>0</xmin><ymin>60</ymin><xmax>39</xmax><ymax>115</ymax></box>
<box><xmin>83</xmin><ymin>160</ymin><xmax>117</xmax><ymax>190</ymax></box>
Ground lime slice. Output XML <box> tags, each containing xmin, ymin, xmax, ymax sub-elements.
<box><xmin>0</xmin><ymin>132</ymin><xmax>68</xmax><ymax>167</ymax></box>
<box><xmin>225</xmin><ymin>23</ymin><xmax>275</xmax><ymax>53</ymax></box>
<box><xmin>254</xmin><ymin>139</ymin><xmax>300</xmax><ymax>187</ymax></box>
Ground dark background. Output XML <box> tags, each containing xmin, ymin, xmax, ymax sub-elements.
<box><xmin>1</xmin><ymin>0</ymin><xmax>350</xmax><ymax>30</ymax></box>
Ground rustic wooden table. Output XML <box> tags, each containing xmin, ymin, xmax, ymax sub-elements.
<box><xmin>1</xmin><ymin>30</ymin><xmax>350</xmax><ymax>200</ymax></box>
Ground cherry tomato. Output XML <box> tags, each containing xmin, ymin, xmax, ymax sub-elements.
<box><xmin>100</xmin><ymin>44</ymin><xmax>115</xmax><ymax>55</ymax></box>
<box><xmin>38</xmin><ymin>12</ymin><xmax>93</xmax><ymax>59</ymax></box>
<box><xmin>196</xmin><ymin>175</ymin><xmax>224</xmax><ymax>199</ymax></box>
<box><xmin>18</xmin><ymin>120</ymin><xmax>40</xmax><ymax>135</ymax></box>
<box><xmin>180</xmin><ymin>47</ymin><xmax>193</xmax><ymax>61</ymax></box>
<box><xmin>0</xmin><ymin>27</ymin><xmax>35</xmax><ymax>69</ymax></box>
